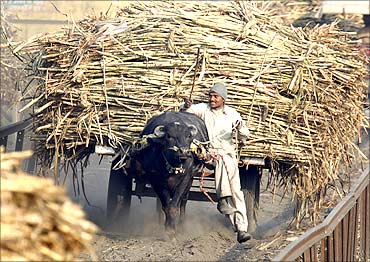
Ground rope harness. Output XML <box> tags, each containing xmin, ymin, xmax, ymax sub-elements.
<box><xmin>162</xmin><ymin>149</ymin><xmax>185</xmax><ymax>175</ymax></box>
<box><xmin>198</xmin><ymin>151</ymin><xmax>236</xmax><ymax>205</ymax></box>
<box><xmin>196</xmin><ymin>120</ymin><xmax>243</xmax><ymax>203</ymax></box>
<box><xmin>199</xmin><ymin>169</ymin><xmax>216</xmax><ymax>204</ymax></box>
<box><xmin>116</xmin><ymin>136</ymin><xmax>237</xmax><ymax>205</ymax></box>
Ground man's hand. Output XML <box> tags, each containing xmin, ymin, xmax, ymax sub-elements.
<box><xmin>234</xmin><ymin>120</ymin><xmax>242</xmax><ymax>129</ymax></box>
<box><xmin>238</xmin><ymin>138</ymin><xmax>248</xmax><ymax>146</ymax></box>
<box><xmin>236</xmin><ymin>120</ymin><xmax>249</xmax><ymax>146</ymax></box>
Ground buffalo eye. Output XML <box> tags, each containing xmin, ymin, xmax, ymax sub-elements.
<box><xmin>165</xmin><ymin>133</ymin><xmax>174</xmax><ymax>141</ymax></box>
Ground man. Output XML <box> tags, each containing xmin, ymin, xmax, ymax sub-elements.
<box><xmin>181</xmin><ymin>82</ymin><xmax>252</xmax><ymax>243</ymax></box>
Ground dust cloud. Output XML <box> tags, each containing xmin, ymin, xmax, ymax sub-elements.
<box><xmin>62</xmin><ymin>154</ymin><xmax>234</xmax><ymax>239</ymax></box>
<box><xmin>103</xmin><ymin>196</ymin><xmax>234</xmax><ymax>240</ymax></box>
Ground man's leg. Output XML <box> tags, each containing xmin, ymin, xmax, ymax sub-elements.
<box><xmin>214</xmin><ymin>157</ymin><xmax>232</xmax><ymax>198</ymax></box>
<box><xmin>226</xmin><ymin>155</ymin><xmax>249</xmax><ymax>232</ymax></box>
<box><xmin>214</xmin><ymin>156</ymin><xmax>237</xmax><ymax>215</ymax></box>
<box><xmin>215</xmin><ymin>155</ymin><xmax>251</xmax><ymax>243</ymax></box>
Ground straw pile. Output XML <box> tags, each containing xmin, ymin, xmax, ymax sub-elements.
<box><xmin>0</xmin><ymin>147</ymin><xmax>98</xmax><ymax>261</ymax></box>
<box><xmin>14</xmin><ymin>1</ymin><xmax>368</xmax><ymax>221</ymax></box>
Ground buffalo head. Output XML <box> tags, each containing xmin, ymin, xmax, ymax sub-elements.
<box><xmin>151</xmin><ymin>121</ymin><xmax>198</xmax><ymax>174</ymax></box>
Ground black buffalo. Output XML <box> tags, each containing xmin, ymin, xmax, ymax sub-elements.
<box><xmin>127</xmin><ymin>111</ymin><xmax>209</xmax><ymax>237</ymax></box>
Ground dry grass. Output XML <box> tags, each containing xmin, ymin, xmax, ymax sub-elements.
<box><xmin>12</xmin><ymin>1</ymin><xmax>368</xmax><ymax>223</ymax></box>
<box><xmin>0</xmin><ymin>147</ymin><xmax>98</xmax><ymax>261</ymax></box>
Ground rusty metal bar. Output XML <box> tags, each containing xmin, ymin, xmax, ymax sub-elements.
<box><xmin>311</xmin><ymin>243</ymin><xmax>318</xmax><ymax>262</ymax></box>
<box><xmin>26</xmin><ymin>154</ymin><xmax>37</xmax><ymax>173</ymax></box>
<box><xmin>366</xmin><ymin>185</ymin><xmax>370</xmax><ymax>259</ymax></box>
<box><xmin>1</xmin><ymin>118</ymin><xmax>35</xmax><ymax>172</ymax></box>
<box><xmin>273</xmin><ymin>167</ymin><xmax>369</xmax><ymax>262</ymax></box>
<box><xmin>351</xmin><ymin>202</ymin><xmax>359</xmax><ymax>261</ymax></box>
<box><xmin>348</xmin><ymin>206</ymin><xmax>355</xmax><ymax>261</ymax></box>
<box><xmin>355</xmin><ymin>200</ymin><xmax>360</xmax><ymax>261</ymax></box>
<box><xmin>333</xmin><ymin>224</ymin><xmax>342</xmax><ymax>261</ymax></box>
<box><xmin>15</xmin><ymin>130</ymin><xmax>25</xmax><ymax>152</ymax></box>
<box><xmin>321</xmin><ymin>236</ymin><xmax>328</xmax><ymax>262</ymax></box>
<box><xmin>360</xmin><ymin>189</ymin><xmax>366</xmax><ymax>259</ymax></box>
<box><xmin>342</xmin><ymin>213</ymin><xmax>349</xmax><ymax>262</ymax></box>
<box><xmin>0</xmin><ymin>135</ymin><xmax>8</xmax><ymax>148</ymax></box>
<box><xmin>303</xmin><ymin>248</ymin><xmax>311</xmax><ymax>261</ymax></box>
<box><xmin>328</xmin><ymin>231</ymin><xmax>334</xmax><ymax>261</ymax></box>
<box><xmin>0</xmin><ymin>117</ymin><xmax>32</xmax><ymax>138</ymax></box>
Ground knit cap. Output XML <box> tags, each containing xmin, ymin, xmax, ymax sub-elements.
<box><xmin>209</xmin><ymin>82</ymin><xmax>227</xmax><ymax>100</ymax></box>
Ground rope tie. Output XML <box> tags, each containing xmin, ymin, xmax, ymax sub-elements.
<box><xmin>199</xmin><ymin>169</ymin><xmax>216</xmax><ymax>204</ymax></box>
<box><xmin>199</xmin><ymin>151</ymin><xmax>236</xmax><ymax>205</ymax></box>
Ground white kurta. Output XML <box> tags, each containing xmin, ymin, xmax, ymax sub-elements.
<box><xmin>187</xmin><ymin>103</ymin><xmax>250</xmax><ymax>232</ymax></box>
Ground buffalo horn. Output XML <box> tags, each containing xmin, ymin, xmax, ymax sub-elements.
<box><xmin>154</xmin><ymin>125</ymin><xmax>165</xmax><ymax>137</ymax></box>
<box><xmin>189</xmin><ymin>124</ymin><xmax>198</xmax><ymax>136</ymax></box>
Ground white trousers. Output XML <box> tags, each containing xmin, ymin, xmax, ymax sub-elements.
<box><xmin>214</xmin><ymin>153</ymin><xmax>249</xmax><ymax>232</ymax></box>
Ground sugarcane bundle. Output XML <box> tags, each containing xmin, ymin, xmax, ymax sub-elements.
<box><xmin>0</xmin><ymin>147</ymin><xmax>98</xmax><ymax>261</ymax></box>
<box><xmin>0</xmin><ymin>6</ymin><xmax>26</xmax><ymax>109</ymax></box>
<box><xmin>13</xmin><ymin>1</ymin><xmax>368</xmax><ymax>221</ymax></box>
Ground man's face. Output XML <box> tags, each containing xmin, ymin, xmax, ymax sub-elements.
<box><xmin>208</xmin><ymin>92</ymin><xmax>224</xmax><ymax>110</ymax></box>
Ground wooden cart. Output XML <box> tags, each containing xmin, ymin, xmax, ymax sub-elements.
<box><xmin>106</xmin><ymin>154</ymin><xmax>265</xmax><ymax>233</ymax></box>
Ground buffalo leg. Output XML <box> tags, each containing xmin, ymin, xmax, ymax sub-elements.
<box><xmin>239</xmin><ymin>165</ymin><xmax>261</xmax><ymax>234</ymax></box>
<box><xmin>179</xmin><ymin>195</ymin><xmax>188</xmax><ymax>225</ymax></box>
<box><xmin>164</xmin><ymin>205</ymin><xmax>179</xmax><ymax>238</ymax></box>
<box><xmin>178</xmin><ymin>189</ymin><xmax>191</xmax><ymax>233</ymax></box>
<box><xmin>153</xmin><ymin>178</ymin><xmax>193</xmax><ymax>237</ymax></box>
<box><xmin>152</xmin><ymin>186</ymin><xmax>176</xmax><ymax>237</ymax></box>
<box><xmin>179</xmin><ymin>177</ymin><xmax>193</xmax><ymax>226</ymax></box>
<box><xmin>170</xmin><ymin>175</ymin><xmax>193</xmax><ymax>225</ymax></box>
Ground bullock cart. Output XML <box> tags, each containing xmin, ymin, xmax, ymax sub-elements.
<box><xmin>104</xmin><ymin>110</ymin><xmax>264</xmax><ymax>233</ymax></box>
<box><xmin>10</xmin><ymin>1</ymin><xmax>368</xmax><ymax>232</ymax></box>
<box><xmin>105</xmin><ymin>141</ymin><xmax>264</xmax><ymax>233</ymax></box>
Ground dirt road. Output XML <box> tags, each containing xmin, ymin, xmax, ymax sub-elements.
<box><xmin>70</xmin><ymin>128</ymin><xmax>369</xmax><ymax>261</ymax></box>
<box><xmin>76</xmin><ymin>173</ymin><xmax>297</xmax><ymax>261</ymax></box>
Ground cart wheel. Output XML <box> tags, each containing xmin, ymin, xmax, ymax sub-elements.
<box><xmin>106</xmin><ymin>157</ymin><xmax>132</xmax><ymax>231</ymax></box>
<box><xmin>239</xmin><ymin>165</ymin><xmax>261</xmax><ymax>234</ymax></box>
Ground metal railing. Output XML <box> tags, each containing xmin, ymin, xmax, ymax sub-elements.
<box><xmin>0</xmin><ymin>117</ymin><xmax>32</xmax><ymax>149</ymax></box>
<box><xmin>273</xmin><ymin>166</ymin><xmax>370</xmax><ymax>262</ymax></box>
<box><xmin>0</xmin><ymin>117</ymin><xmax>36</xmax><ymax>173</ymax></box>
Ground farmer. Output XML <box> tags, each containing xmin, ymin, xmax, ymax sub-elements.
<box><xmin>181</xmin><ymin>82</ymin><xmax>252</xmax><ymax>243</ymax></box>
